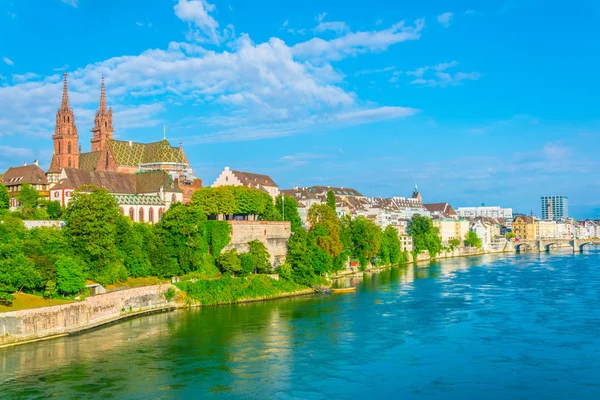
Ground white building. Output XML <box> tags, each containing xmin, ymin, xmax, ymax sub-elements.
<box><xmin>212</xmin><ymin>166</ymin><xmax>279</xmax><ymax>199</ymax></box>
<box><xmin>457</xmin><ymin>206</ymin><xmax>513</xmax><ymax>219</ymax></box>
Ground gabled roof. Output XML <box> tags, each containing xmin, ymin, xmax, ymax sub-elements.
<box><xmin>53</xmin><ymin>168</ymin><xmax>136</xmax><ymax>193</ymax></box>
<box><xmin>231</xmin><ymin>170</ymin><xmax>278</xmax><ymax>188</ymax></box>
<box><xmin>47</xmin><ymin>154</ymin><xmax>61</xmax><ymax>174</ymax></box>
<box><xmin>136</xmin><ymin>171</ymin><xmax>183</xmax><ymax>194</ymax></box>
<box><xmin>424</xmin><ymin>202</ymin><xmax>457</xmax><ymax>217</ymax></box>
<box><xmin>108</xmin><ymin>139</ymin><xmax>188</xmax><ymax>167</ymax></box>
<box><xmin>514</xmin><ymin>215</ymin><xmax>534</xmax><ymax>223</ymax></box>
<box><xmin>1</xmin><ymin>164</ymin><xmax>47</xmax><ymax>187</ymax></box>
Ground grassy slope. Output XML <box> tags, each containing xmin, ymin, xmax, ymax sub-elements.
<box><xmin>0</xmin><ymin>292</ymin><xmax>75</xmax><ymax>313</ymax></box>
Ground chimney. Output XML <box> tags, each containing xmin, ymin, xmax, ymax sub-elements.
<box><xmin>34</xmin><ymin>159</ymin><xmax>38</xmax><ymax>166</ymax></box>
<box><xmin>128</xmin><ymin>140</ymin><xmax>132</xmax><ymax>147</ymax></box>
<box><xmin>23</xmin><ymin>162</ymin><xmax>27</xmax><ymax>166</ymax></box>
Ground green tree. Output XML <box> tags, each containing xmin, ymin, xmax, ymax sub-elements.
<box><xmin>216</xmin><ymin>249</ymin><xmax>242</xmax><ymax>275</ymax></box>
<box><xmin>465</xmin><ymin>231</ymin><xmax>482</xmax><ymax>248</ymax></box>
<box><xmin>23</xmin><ymin>226</ymin><xmax>73</xmax><ymax>285</ymax></box>
<box><xmin>248</xmin><ymin>240</ymin><xmax>271</xmax><ymax>274</ymax></box>
<box><xmin>205</xmin><ymin>220</ymin><xmax>232</xmax><ymax>256</ymax></box>
<box><xmin>350</xmin><ymin>216</ymin><xmax>381</xmax><ymax>267</ymax></box>
<box><xmin>276</xmin><ymin>195</ymin><xmax>303</xmax><ymax>232</ymax></box>
<box><xmin>0</xmin><ymin>183</ymin><xmax>9</xmax><ymax>213</ymax></box>
<box><xmin>308</xmin><ymin>204</ymin><xmax>343</xmax><ymax>259</ymax></box>
<box><xmin>286</xmin><ymin>228</ymin><xmax>316</xmax><ymax>285</ymax></box>
<box><xmin>259</xmin><ymin>192</ymin><xmax>282</xmax><ymax>221</ymax></box>
<box><xmin>326</xmin><ymin>190</ymin><xmax>336</xmax><ymax>212</ymax></box>
<box><xmin>17</xmin><ymin>183</ymin><xmax>40</xmax><ymax>209</ymax></box>
<box><xmin>56</xmin><ymin>256</ymin><xmax>86</xmax><ymax>295</ymax></box>
<box><xmin>115</xmin><ymin>220</ymin><xmax>153</xmax><ymax>278</ymax></box>
<box><xmin>64</xmin><ymin>186</ymin><xmax>123</xmax><ymax>283</ymax></box>
<box><xmin>382</xmin><ymin>225</ymin><xmax>401</xmax><ymax>265</ymax></box>
<box><xmin>407</xmin><ymin>214</ymin><xmax>442</xmax><ymax>258</ymax></box>
<box><xmin>191</xmin><ymin>186</ymin><xmax>236</xmax><ymax>216</ymax></box>
<box><xmin>45</xmin><ymin>200</ymin><xmax>63</xmax><ymax>220</ymax></box>
<box><xmin>505</xmin><ymin>231</ymin><xmax>516</xmax><ymax>239</ymax></box>
<box><xmin>154</xmin><ymin>202</ymin><xmax>208</xmax><ymax>275</ymax></box>
<box><xmin>448</xmin><ymin>238</ymin><xmax>461</xmax><ymax>249</ymax></box>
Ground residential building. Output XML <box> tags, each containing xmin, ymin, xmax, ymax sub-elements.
<box><xmin>424</xmin><ymin>202</ymin><xmax>459</xmax><ymax>220</ymax></box>
<box><xmin>556</xmin><ymin>220</ymin><xmax>574</xmax><ymax>239</ymax></box>
<box><xmin>512</xmin><ymin>216</ymin><xmax>537</xmax><ymax>240</ymax></box>
<box><xmin>457</xmin><ymin>206</ymin><xmax>513</xmax><ymax>219</ymax></box>
<box><xmin>0</xmin><ymin>161</ymin><xmax>49</xmax><ymax>209</ymax></box>
<box><xmin>541</xmin><ymin>195</ymin><xmax>568</xmax><ymax>220</ymax></box>
<box><xmin>536</xmin><ymin>220</ymin><xmax>558</xmax><ymax>239</ymax></box>
<box><xmin>471</xmin><ymin>220</ymin><xmax>490</xmax><ymax>250</ymax></box>
<box><xmin>433</xmin><ymin>219</ymin><xmax>470</xmax><ymax>245</ymax></box>
<box><xmin>213</xmin><ymin>167</ymin><xmax>279</xmax><ymax>199</ymax></box>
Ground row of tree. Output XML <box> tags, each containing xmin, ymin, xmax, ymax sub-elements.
<box><xmin>0</xmin><ymin>182</ymin><xmax>64</xmax><ymax>220</ymax></box>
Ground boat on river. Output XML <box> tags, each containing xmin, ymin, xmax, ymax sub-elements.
<box><xmin>331</xmin><ymin>287</ymin><xmax>356</xmax><ymax>293</ymax></box>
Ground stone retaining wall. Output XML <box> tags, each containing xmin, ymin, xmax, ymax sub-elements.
<box><xmin>0</xmin><ymin>284</ymin><xmax>176</xmax><ymax>346</ymax></box>
<box><xmin>223</xmin><ymin>221</ymin><xmax>291</xmax><ymax>267</ymax></box>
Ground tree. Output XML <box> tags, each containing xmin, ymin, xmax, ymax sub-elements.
<box><xmin>205</xmin><ymin>220</ymin><xmax>232</xmax><ymax>256</ymax></box>
<box><xmin>286</xmin><ymin>228</ymin><xmax>316</xmax><ymax>285</ymax></box>
<box><xmin>383</xmin><ymin>225</ymin><xmax>401</xmax><ymax>265</ymax></box>
<box><xmin>407</xmin><ymin>214</ymin><xmax>442</xmax><ymax>257</ymax></box>
<box><xmin>308</xmin><ymin>204</ymin><xmax>343</xmax><ymax>259</ymax></box>
<box><xmin>216</xmin><ymin>249</ymin><xmax>242</xmax><ymax>275</ymax></box>
<box><xmin>23</xmin><ymin>226</ymin><xmax>73</xmax><ymax>285</ymax></box>
<box><xmin>64</xmin><ymin>186</ymin><xmax>123</xmax><ymax>283</ymax></box>
<box><xmin>17</xmin><ymin>183</ymin><xmax>40</xmax><ymax>209</ymax></box>
<box><xmin>45</xmin><ymin>200</ymin><xmax>63</xmax><ymax>220</ymax></box>
<box><xmin>505</xmin><ymin>231</ymin><xmax>516</xmax><ymax>239</ymax></box>
<box><xmin>154</xmin><ymin>202</ymin><xmax>208</xmax><ymax>276</ymax></box>
<box><xmin>448</xmin><ymin>238</ymin><xmax>461</xmax><ymax>249</ymax></box>
<box><xmin>259</xmin><ymin>192</ymin><xmax>282</xmax><ymax>221</ymax></box>
<box><xmin>0</xmin><ymin>183</ymin><xmax>9</xmax><ymax>213</ymax></box>
<box><xmin>248</xmin><ymin>240</ymin><xmax>271</xmax><ymax>273</ymax></box>
<box><xmin>465</xmin><ymin>231</ymin><xmax>482</xmax><ymax>248</ymax></box>
<box><xmin>276</xmin><ymin>195</ymin><xmax>302</xmax><ymax>232</ymax></box>
<box><xmin>191</xmin><ymin>186</ymin><xmax>236</xmax><ymax>216</ymax></box>
<box><xmin>350</xmin><ymin>216</ymin><xmax>381</xmax><ymax>267</ymax></box>
<box><xmin>326</xmin><ymin>190</ymin><xmax>336</xmax><ymax>212</ymax></box>
<box><xmin>56</xmin><ymin>256</ymin><xmax>86</xmax><ymax>295</ymax></box>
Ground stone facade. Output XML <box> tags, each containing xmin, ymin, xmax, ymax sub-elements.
<box><xmin>0</xmin><ymin>284</ymin><xmax>176</xmax><ymax>346</ymax></box>
<box><xmin>222</xmin><ymin>221</ymin><xmax>291</xmax><ymax>267</ymax></box>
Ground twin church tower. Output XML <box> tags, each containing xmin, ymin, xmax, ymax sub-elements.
<box><xmin>51</xmin><ymin>73</ymin><xmax>114</xmax><ymax>170</ymax></box>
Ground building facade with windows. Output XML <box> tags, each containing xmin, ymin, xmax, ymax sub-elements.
<box><xmin>457</xmin><ymin>206</ymin><xmax>513</xmax><ymax>219</ymax></box>
<box><xmin>541</xmin><ymin>195</ymin><xmax>568</xmax><ymax>220</ymax></box>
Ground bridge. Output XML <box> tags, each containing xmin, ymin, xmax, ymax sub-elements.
<box><xmin>515</xmin><ymin>238</ymin><xmax>600</xmax><ymax>253</ymax></box>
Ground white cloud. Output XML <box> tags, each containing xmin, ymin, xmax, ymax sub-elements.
<box><xmin>174</xmin><ymin>0</ymin><xmax>222</xmax><ymax>44</ymax></box>
<box><xmin>0</xmin><ymin>145</ymin><xmax>34</xmax><ymax>159</ymax></box>
<box><xmin>314</xmin><ymin>21</ymin><xmax>350</xmax><ymax>35</ymax></box>
<box><xmin>136</xmin><ymin>22</ymin><xmax>143</xmax><ymax>26</ymax></box>
<box><xmin>315</xmin><ymin>12</ymin><xmax>327</xmax><ymax>22</ymax></box>
<box><xmin>355</xmin><ymin>66</ymin><xmax>396</xmax><ymax>76</ymax></box>
<box><xmin>375</xmin><ymin>19</ymin><xmax>383</xmax><ymax>26</ymax></box>
<box><xmin>0</xmin><ymin>8</ymin><xmax>423</xmax><ymax>144</ymax></box>
<box><xmin>465</xmin><ymin>10</ymin><xmax>476</xmax><ymax>14</ymax></box>
<box><xmin>3</xmin><ymin>57</ymin><xmax>14</xmax><ymax>66</ymax></box>
<box><xmin>406</xmin><ymin>61</ymin><xmax>480</xmax><ymax>87</ymax></box>
<box><xmin>293</xmin><ymin>19</ymin><xmax>424</xmax><ymax>61</ymax></box>
<box><xmin>437</xmin><ymin>12</ymin><xmax>453</xmax><ymax>28</ymax></box>
<box><xmin>12</xmin><ymin>73</ymin><xmax>40</xmax><ymax>83</ymax></box>
<box><xmin>61</xmin><ymin>0</ymin><xmax>78</xmax><ymax>7</ymax></box>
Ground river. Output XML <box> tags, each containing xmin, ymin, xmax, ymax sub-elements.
<box><xmin>1</xmin><ymin>250</ymin><xmax>600</xmax><ymax>399</ymax></box>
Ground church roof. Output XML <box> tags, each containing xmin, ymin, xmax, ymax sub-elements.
<box><xmin>53</xmin><ymin>168</ymin><xmax>136</xmax><ymax>193</ymax></box>
<box><xmin>108</xmin><ymin>139</ymin><xmax>188</xmax><ymax>167</ymax></box>
<box><xmin>47</xmin><ymin>154</ymin><xmax>61</xmax><ymax>174</ymax></box>
<box><xmin>1</xmin><ymin>164</ymin><xmax>48</xmax><ymax>187</ymax></box>
<box><xmin>112</xmin><ymin>194</ymin><xmax>164</xmax><ymax>206</ymax></box>
<box><xmin>79</xmin><ymin>152</ymin><xmax>101</xmax><ymax>171</ymax></box>
<box><xmin>136</xmin><ymin>171</ymin><xmax>183</xmax><ymax>194</ymax></box>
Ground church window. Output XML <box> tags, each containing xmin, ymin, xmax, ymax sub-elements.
<box><xmin>171</xmin><ymin>194</ymin><xmax>177</xmax><ymax>203</ymax></box>
<box><xmin>68</xmin><ymin>157</ymin><xmax>72</xmax><ymax>168</ymax></box>
<box><xmin>158</xmin><ymin>208</ymin><xmax>164</xmax><ymax>221</ymax></box>
<box><xmin>58</xmin><ymin>142</ymin><xmax>61</xmax><ymax>154</ymax></box>
<box><xmin>149</xmin><ymin>208</ymin><xmax>154</xmax><ymax>223</ymax></box>
<box><xmin>120</xmin><ymin>207</ymin><xmax>124</xmax><ymax>214</ymax></box>
<box><xmin>139</xmin><ymin>208</ymin><xmax>145</xmax><ymax>222</ymax></box>
<box><xmin>68</xmin><ymin>142</ymin><xmax>72</xmax><ymax>154</ymax></box>
<box><xmin>105</xmin><ymin>121</ymin><xmax>108</xmax><ymax>128</ymax></box>
<box><xmin>106</xmin><ymin>152</ymin><xmax>109</xmax><ymax>169</ymax></box>
<box><xmin>67</xmin><ymin>116</ymin><xmax>70</xmax><ymax>123</ymax></box>
<box><xmin>129</xmin><ymin>208</ymin><xmax>134</xmax><ymax>220</ymax></box>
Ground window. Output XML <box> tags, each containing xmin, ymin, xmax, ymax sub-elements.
<box><xmin>68</xmin><ymin>157</ymin><xmax>71</xmax><ymax>168</ymax></box>
<box><xmin>158</xmin><ymin>208</ymin><xmax>164</xmax><ymax>221</ymax></box>
<box><xmin>149</xmin><ymin>208</ymin><xmax>154</xmax><ymax>223</ymax></box>
<box><xmin>120</xmin><ymin>207</ymin><xmax>124</xmax><ymax>214</ymax></box>
<box><xmin>139</xmin><ymin>208</ymin><xmax>144</xmax><ymax>222</ymax></box>
<box><xmin>171</xmin><ymin>193</ymin><xmax>177</xmax><ymax>203</ymax></box>
<box><xmin>68</xmin><ymin>142</ymin><xmax>72</xmax><ymax>153</ymax></box>
<box><xmin>58</xmin><ymin>142</ymin><xmax>61</xmax><ymax>154</ymax></box>
<box><xmin>54</xmin><ymin>192</ymin><xmax>59</xmax><ymax>198</ymax></box>
<box><xmin>66</xmin><ymin>191</ymin><xmax>71</xmax><ymax>197</ymax></box>
<box><xmin>129</xmin><ymin>208</ymin><xmax>134</xmax><ymax>220</ymax></box>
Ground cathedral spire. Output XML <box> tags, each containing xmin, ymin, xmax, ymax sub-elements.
<box><xmin>99</xmin><ymin>76</ymin><xmax>107</xmax><ymax>114</ymax></box>
<box><xmin>61</xmin><ymin>72</ymin><xmax>70</xmax><ymax>110</ymax></box>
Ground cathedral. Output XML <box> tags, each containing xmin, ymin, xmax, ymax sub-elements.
<box><xmin>35</xmin><ymin>73</ymin><xmax>201</xmax><ymax>222</ymax></box>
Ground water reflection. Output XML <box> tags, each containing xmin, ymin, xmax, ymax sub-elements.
<box><xmin>1</xmin><ymin>249</ymin><xmax>599</xmax><ymax>399</ymax></box>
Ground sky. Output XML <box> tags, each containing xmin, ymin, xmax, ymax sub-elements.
<box><xmin>0</xmin><ymin>0</ymin><xmax>599</xmax><ymax>219</ymax></box>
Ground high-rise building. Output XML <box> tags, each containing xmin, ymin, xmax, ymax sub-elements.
<box><xmin>541</xmin><ymin>196</ymin><xmax>568</xmax><ymax>220</ymax></box>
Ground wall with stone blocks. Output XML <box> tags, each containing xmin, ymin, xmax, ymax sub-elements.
<box><xmin>222</xmin><ymin>221</ymin><xmax>291</xmax><ymax>267</ymax></box>
<box><xmin>0</xmin><ymin>284</ymin><xmax>175</xmax><ymax>346</ymax></box>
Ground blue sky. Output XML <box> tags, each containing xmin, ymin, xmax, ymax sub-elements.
<box><xmin>1</xmin><ymin>0</ymin><xmax>599</xmax><ymax>219</ymax></box>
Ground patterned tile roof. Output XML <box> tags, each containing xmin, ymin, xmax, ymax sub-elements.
<box><xmin>136</xmin><ymin>171</ymin><xmax>183</xmax><ymax>194</ymax></box>
<box><xmin>108</xmin><ymin>139</ymin><xmax>188</xmax><ymax>167</ymax></box>
<box><xmin>79</xmin><ymin>151</ymin><xmax>101</xmax><ymax>171</ymax></box>
<box><xmin>112</xmin><ymin>194</ymin><xmax>165</xmax><ymax>206</ymax></box>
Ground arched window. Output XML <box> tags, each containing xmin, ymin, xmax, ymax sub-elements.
<box><xmin>68</xmin><ymin>157</ymin><xmax>71</xmax><ymax>168</ymax></box>
<box><xmin>67</xmin><ymin>116</ymin><xmax>70</xmax><ymax>123</ymax></box>
<box><xmin>58</xmin><ymin>142</ymin><xmax>61</xmax><ymax>154</ymax></box>
<box><xmin>129</xmin><ymin>208</ymin><xmax>134</xmax><ymax>220</ymax></box>
<box><xmin>149</xmin><ymin>208</ymin><xmax>154</xmax><ymax>223</ymax></box>
<box><xmin>120</xmin><ymin>206</ymin><xmax>124</xmax><ymax>215</ymax></box>
<box><xmin>105</xmin><ymin>151</ymin><xmax>109</xmax><ymax>169</ymax></box>
<box><xmin>105</xmin><ymin>121</ymin><xmax>108</xmax><ymax>128</ymax></box>
<box><xmin>139</xmin><ymin>208</ymin><xmax>144</xmax><ymax>222</ymax></box>
<box><xmin>68</xmin><ymin>142</ymin><xmax>72</xmax><ymax>154</ymax></box>
<box><xmin>158</xmin><ymin>208</ymin><xmax>164</xmax><ymax>221</ymax></box>
<box><xmin>171</xmin><ymin>193</ymin><xmax>177</xmax><ymax>203</ymax></box>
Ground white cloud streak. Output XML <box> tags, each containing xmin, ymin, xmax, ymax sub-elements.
<box><xmin>437</xmin><ymin>12</ymin><xmax>453</xmax><ymax>27</ymax></box>
<box><xmin>3</xmin><ymin>57</ymin><xmax>14</xmax><ymax>66</ymax></box>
